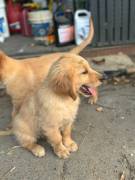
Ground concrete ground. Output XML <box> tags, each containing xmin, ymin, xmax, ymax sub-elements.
<box><xmin>0</xmin><ymin>35</ymin><xmax>135</xmax><ymax>180</ymax></box>
<box><xmin>0</xmin><ymin>84</ymin><xmax>135</xmax><ymax>180</ymax></box>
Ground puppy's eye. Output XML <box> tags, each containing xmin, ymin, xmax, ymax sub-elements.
<box><xmin>81</xmin><ymin>70</ymin><xmax>88</xmax><ymax>74</ymax></box>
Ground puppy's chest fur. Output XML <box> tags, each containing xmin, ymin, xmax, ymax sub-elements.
<box><xmin>36</xmin><ymin>87</ymin><xmax>80</xmax><ymax>129</ymax></box>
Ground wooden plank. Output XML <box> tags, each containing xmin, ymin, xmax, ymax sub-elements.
<box><xmin>107</xmin><ymin>0</ymin><xmax>114</xmax><ymax>44</ymax></box>
<box><xmin>114</xmin><ymin>0</ymin><xmax>122</xmax><ymax>43</ymax></box>
<box><xmin>89</xmin><ymin>0</ymin><xmax>98</xmax><ymax>46</ymax></box>
<box><xmin>85</xmin><ymin>0</ymin><xmax>89</xmax><ymax>10</ymax></box>
<box><xmin>129</xmin><ymin>0</ymin><xmax>135</xmax><ymax>41</ymax></box>
<box><xmin>122</xmin><ymin>0</ymin><xmax>129</xmax><ymax>42</ymax></box>
<box><xmin>99</xmin><ymin>0</ymin><xmax>106</xmax><ymax>44</ymax></box>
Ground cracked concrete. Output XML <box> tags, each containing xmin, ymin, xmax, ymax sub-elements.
<box><xmin>0</xmin><ymin>84</ymin><xmax>135</xmax><ymax>180</ymax></box>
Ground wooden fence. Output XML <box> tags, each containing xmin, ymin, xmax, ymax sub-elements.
<box><xmin>81</xmin><ymin>0</ymin><xmax>135</xmax><ymax>47</ymax></box>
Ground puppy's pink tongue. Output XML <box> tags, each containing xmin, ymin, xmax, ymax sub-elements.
<box><xmin>89</xmin><ymin>88</ymin><xmax>97</xmax><ymax>96</ymax></box>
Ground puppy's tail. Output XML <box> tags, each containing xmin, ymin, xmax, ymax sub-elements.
<box><xmin>0</xmin><ymin>129</ymin><xmax>13</xmax><ymax>136</ymax></box>
<box><xmin>70</xmin><ymin>17</ymin><xmax>94</xmax><ymax>54</ymax></box>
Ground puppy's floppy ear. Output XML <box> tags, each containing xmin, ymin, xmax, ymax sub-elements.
<box><xmin>50</xmin><ymin>62</ymin><xmax>77</xmax><ymax>100</ymax></box>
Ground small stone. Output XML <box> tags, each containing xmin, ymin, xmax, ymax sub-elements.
<box><xmin>18</xmin><ymin>48</ymin><xmax>24</xmax><ymax>53</ymax></box>
<box><xmin>31</xmin><ymin>43</ymin><xmax>35</xmax><ymax>47</ymax></box>
<box><xmin>114</xmin><ymin>82</ymin><xmax>118</xmax><ymax>85</ymax></box>
<box><xmin>113</xmin><ymin>77</ymin><xmax>121</xmax><ymax>82</ymax></box>
<box><xmin>96</xmin><ymin>107</ymin><xmax>103</xmax><ymax>112</ymax></box>
<box><xmin>122</xmin><ymin>145</ymin><xmax>126</xmax><ymax>149</ymax></box>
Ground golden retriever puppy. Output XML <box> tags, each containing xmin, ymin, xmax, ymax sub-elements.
<box><xmin>13</xmin><ymin>54</ymin><xmax>101</xmax><ymax>159</ymax></box>
<box><xmin>0</xmin><ymin>18</ymin><xmax>94</xmax><ymax>125</ymax></box>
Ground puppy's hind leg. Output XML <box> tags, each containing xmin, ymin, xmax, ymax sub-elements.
<box><xmin>62</xmin><ymin>123</ymin><xmax>78</xmax><ymax>152</ymax></box>
<box><xmin>43</xmin><ymin>128</ymin><xmax>70</xmax><ymax>159</ymax></box>
<box><xmin>13</xmin><ymin>120</ymin><xmax>45</xmax><ymax>158</ymax></box>
<box><xmin>23</xmin><ymin>142</ymin><xmax>45</xmax><ymax>158</ymax></box>
<box><xmin>6</xmin><ymin>103</ymin><xmax>20</xmax><ymax>130</ymax></box>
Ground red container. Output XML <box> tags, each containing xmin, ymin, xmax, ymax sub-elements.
<box><xmin>20</xmin><ymin>9</ymin><xmax>32</xmax><ymax>36</ymax></box>
<box><xmin>6</xmin><ymin>0</ymin><xmax>22</xmax><ymax>33</ymax></box>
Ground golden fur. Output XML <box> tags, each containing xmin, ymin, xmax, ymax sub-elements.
<box><xmin>13</xmin><ymin>54</ymin><xmax>101</xmax><ymax>158</ymax></box>
<box><xmin>0</xmin><ymin>18</ymin><xmax>94</xmax><ymax>122</ymax></box>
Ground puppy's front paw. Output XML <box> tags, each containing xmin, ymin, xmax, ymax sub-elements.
<box><xmin>31</xmin><ymin>145</ymin><xmax>45</xmax><ymax>157</ymax></box>
<box><xmin>54</xmin><ymin>145</ymin><xmax>70</xmax><ymax>159</ymax></box>
<box><xmin>88</xmin><ymin>96</ymin><xmax>97</xmax><ymax>105</ymax></box>
<box><xmin>64</xmin><ymin>140</ymin><xmax>78</xmax><ymax>152</ymax></box>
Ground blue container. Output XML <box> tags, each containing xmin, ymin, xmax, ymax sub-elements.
<box><xmin>0</xmin><ymin>17</ymin><xmax>4</xmax><ymax>33</ymax></box>
<box><xmin>31</xmin><ymin>22</ymin><xmax>50</xmax><ymax>37</ymax></box>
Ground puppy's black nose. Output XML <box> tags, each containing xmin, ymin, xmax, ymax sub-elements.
<box><xmin>99</xmin><ymin>73</ymin><xmax>106</xmax><ymax>81</ymax></box>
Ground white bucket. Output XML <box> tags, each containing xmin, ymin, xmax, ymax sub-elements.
<box><xmin>28</xmin><ymin>10</ymin><xmax>54</xmax><ymax>37</ymax></box>
<box><xmin>75</xmin><ymin>10</ymin><xmax>91</xmax><ymax>45</ymax></box>
<box><xmin>0</xmin><ymin>0</ymin><xmax>10</xmax><ymax>39</ymax></box>
<box><xmin>28</xmin><ymin>10</ymin><xmax>53</xmax><ymax>24</ymax></box>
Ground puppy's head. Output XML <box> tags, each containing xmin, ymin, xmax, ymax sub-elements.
<box><xmin>48</xmin><ymin>54</ymin><xmax>101</xmax><ymax>100</ymax></box>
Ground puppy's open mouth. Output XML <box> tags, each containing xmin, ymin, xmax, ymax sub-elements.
<box><xmin>80</xmin><ymin>85</ymin><xmax>96</xmax><ymax>97</ymax></box>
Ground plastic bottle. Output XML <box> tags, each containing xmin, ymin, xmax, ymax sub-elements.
<box><xmin>54</xmin><ymin>1</ymin><xmax>74</xmax><ymax>46</ymax></box>
<box><xmin>0</xmin><ymin>0</ymin><xmax>10</xmax><ymax>40</ymax></box>
<box><xmin>20</xmin><ymin>8</ymin><xmax>32</xmax><ymax>36</ymax></box>
<box><xmin>6</xmin><ymin>0</ymin><xmax>22</xmax><ymax>33</ymax></box>
<box><xmin>75</xmin><ymin>10</ymin><xmax>91</xmax><ymax>45</ymax></box>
